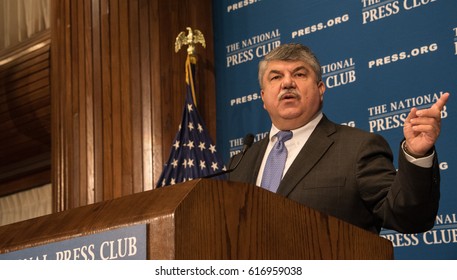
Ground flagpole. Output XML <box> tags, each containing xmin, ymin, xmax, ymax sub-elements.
<box><xmin>186</xmin><ymin>55</ymin><xmax>198</xmax><ymax>106</ymax></box>
<box><xmin>175</xmin><ymin>27</ymin><xmax>206</xmax><ymax>106</ymax></box>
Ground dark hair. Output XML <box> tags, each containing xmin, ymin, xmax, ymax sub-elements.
<box><xmin>258</xmin><ymin>43</ymin><xmax>322</xmax><ymax>88</ymax></box>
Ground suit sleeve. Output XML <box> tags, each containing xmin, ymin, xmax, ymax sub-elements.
<box><xmin>356</xmin><ymin>134</ymin><xmax>440</xmax><ymax>233</ymax></box>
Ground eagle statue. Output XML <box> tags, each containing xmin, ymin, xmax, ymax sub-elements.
<box><xmin>175</xmin><ymin>27</ymin><xmax>206</xmax><ymax>54</ymax></box>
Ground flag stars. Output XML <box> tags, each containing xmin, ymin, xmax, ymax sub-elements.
<box><xmin>157</xmin><ymin>84</ymin><xmax>226</xmax><ymax>188</ymax></box>
<box><xmin>197</xmin><ymin>123</ymin><xmax>203</xmax><ymax>133</ymax></box>
<box><xmin>198</xmin><ymin>142</ymin><xmax>206</xmax><ymax>151</ymax></box>
<box><xmin>181</xmin><ymin>158</ymin><xmax>195</xmax><ymax>169</ymax></box>
<box><xmin>211</xmin><ymin>162</ymin><xmax>219</xmax><ymax>171</ymax></box>
<box><xmin>186</xmin><ymin>140</ymin><xmax>195</xmax><ymax>150</ymax></box>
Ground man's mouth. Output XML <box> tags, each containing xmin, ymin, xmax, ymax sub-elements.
<box><xmin>283</xmin><ymin>94</ymin><xmax>296</xmax><ymax>100</ymax></box>
<box><xmin>278</xmin><ymin>91</ymin><xmax>299</xmax><ymax>101</ymax></box>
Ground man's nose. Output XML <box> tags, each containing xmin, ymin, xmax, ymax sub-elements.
<box><xmin>281</xmin><ymin>75</ymin><xmax>296</xmax><ymax>88</ymax></box>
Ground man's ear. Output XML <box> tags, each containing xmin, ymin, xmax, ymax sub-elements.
<box><xmin>261</xmin><ymin>90</ymin><xmax>266</xmax><ymax>109</ymax></box>
<box><xmin>317</xmin><ymin>81</ymin><xmax>326</xmax><ymax>101</ymax></box>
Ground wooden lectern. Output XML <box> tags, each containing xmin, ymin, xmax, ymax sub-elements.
<box><xmin>0</xmin><ymin>179</ymin><xmax>393</xmax><ymax>259</ymax></box>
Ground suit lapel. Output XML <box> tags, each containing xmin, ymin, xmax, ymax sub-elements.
<box><xmin>277</xmin><ymin>116</ymin><xmax>336</xmax><ymax>197</ymax></box>
<box><xmin>251</xmin><ymin>137</ymin><xmax>270</xmax><ymax>185</ymax></box>
<box><xmin>242</xmin><ymin>135</ymin><xmax>269</xmax><ymax>185</ymax></box>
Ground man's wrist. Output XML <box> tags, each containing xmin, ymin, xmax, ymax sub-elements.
<box><xmin>402</xmin><ymin>141</ymin><xmax>433</xmax><ymax>158</ymax></box>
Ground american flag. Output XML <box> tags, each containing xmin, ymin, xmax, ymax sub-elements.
<box><xmin>156</xmin><ymin>55</ymin><xmax>226</xmax><ymax>187</ymax></box>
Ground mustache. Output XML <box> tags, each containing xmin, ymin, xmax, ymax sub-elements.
<box><xmin>278</xmin><ymin>89</ymin><xmax>300</xmax><ymax>101</ymax></box>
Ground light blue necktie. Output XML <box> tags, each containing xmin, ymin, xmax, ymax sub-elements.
<box><xmin>261</xmin><ymin>130</ymin><xmax>293</xmax><ymax>193</ymax></box>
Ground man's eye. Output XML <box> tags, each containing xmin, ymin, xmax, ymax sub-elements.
<box><xmin>295</xmin><ymin>72</ymin><xmax>306</xmax><ymax>77</ymax></box>
<box><xmin>271</xmin><ymin>76</ymin><xmax>280</xmax><ymax>81</ymax></box>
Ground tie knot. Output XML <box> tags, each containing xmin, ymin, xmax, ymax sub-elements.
<box><xmin>275</xmin><ymin>130</ymin><xmax>292</xmax><ymax>143</ymax></box>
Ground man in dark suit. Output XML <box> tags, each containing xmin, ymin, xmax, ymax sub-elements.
<box><xmin>227</xmin><ymin>43</ymin><xmax>450</xmax><ymax>234</ymax></box>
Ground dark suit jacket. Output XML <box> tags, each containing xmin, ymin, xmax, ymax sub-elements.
<box><xmin>228</xmin><ymin>115</ymin><xmax>440</xmax><ymax>233</ymax></box>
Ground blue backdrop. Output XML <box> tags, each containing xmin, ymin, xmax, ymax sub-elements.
<box><xmin>212</xmin><ymin>0</ymin><xmax>456</xmax><ymax>259</ymax></box>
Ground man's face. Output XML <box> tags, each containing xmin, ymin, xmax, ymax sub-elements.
<box><xmin>261</xmin><ymin>60</ymin><xmax>326</xmax><ymax>130</ymax></box>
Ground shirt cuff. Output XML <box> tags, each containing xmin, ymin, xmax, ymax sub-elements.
<box><xmin>401</xmin><ymin>141</ymin><xmax>434</xmax><ymax>168</ymax></box>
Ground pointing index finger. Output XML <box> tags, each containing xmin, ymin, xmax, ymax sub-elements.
<box><xmin>431</xmin><ymin>92</ymin><xmax>450</xmax><ymax>112</ymax></box>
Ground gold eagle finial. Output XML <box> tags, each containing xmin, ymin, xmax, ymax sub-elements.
<box><xmin>175</xmin><ymin>27</ymin><xmax>206</xmax><ymax>54</ymax></box>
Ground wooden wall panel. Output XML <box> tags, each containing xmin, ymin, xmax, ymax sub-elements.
<box><xmin>51</xmin><ymin>0</ymin><xmax>215</xmax><ymax>210</ymax></box>
<box><xmin>0</xmin><ymin>31</ymin><xmax>51</xmax><ymax>196</ymax></box>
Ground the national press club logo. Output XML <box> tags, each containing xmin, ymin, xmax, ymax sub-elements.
<box><xmin>381</xmin><ymin>212</ymin><xmax>457</xmax><ymax>248</ymax></box>
<box><xmin>367</xmin><ymin>91</ymin><xmax>448</xmax><ymax>133</ymax></box>
<box><xmin>361</xmin><ymin>0</ymin><xmax>438</xmax><ymax>24</ymax></box>
<box><xmin>321</xmin><ymin>57</ymin><xmax>356</xmax><ymax>89</ymax></box>
<box><xmin>225</xmin><ymin>29</ymin><xmax>281</xmax><ymax>68</ymax></box>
